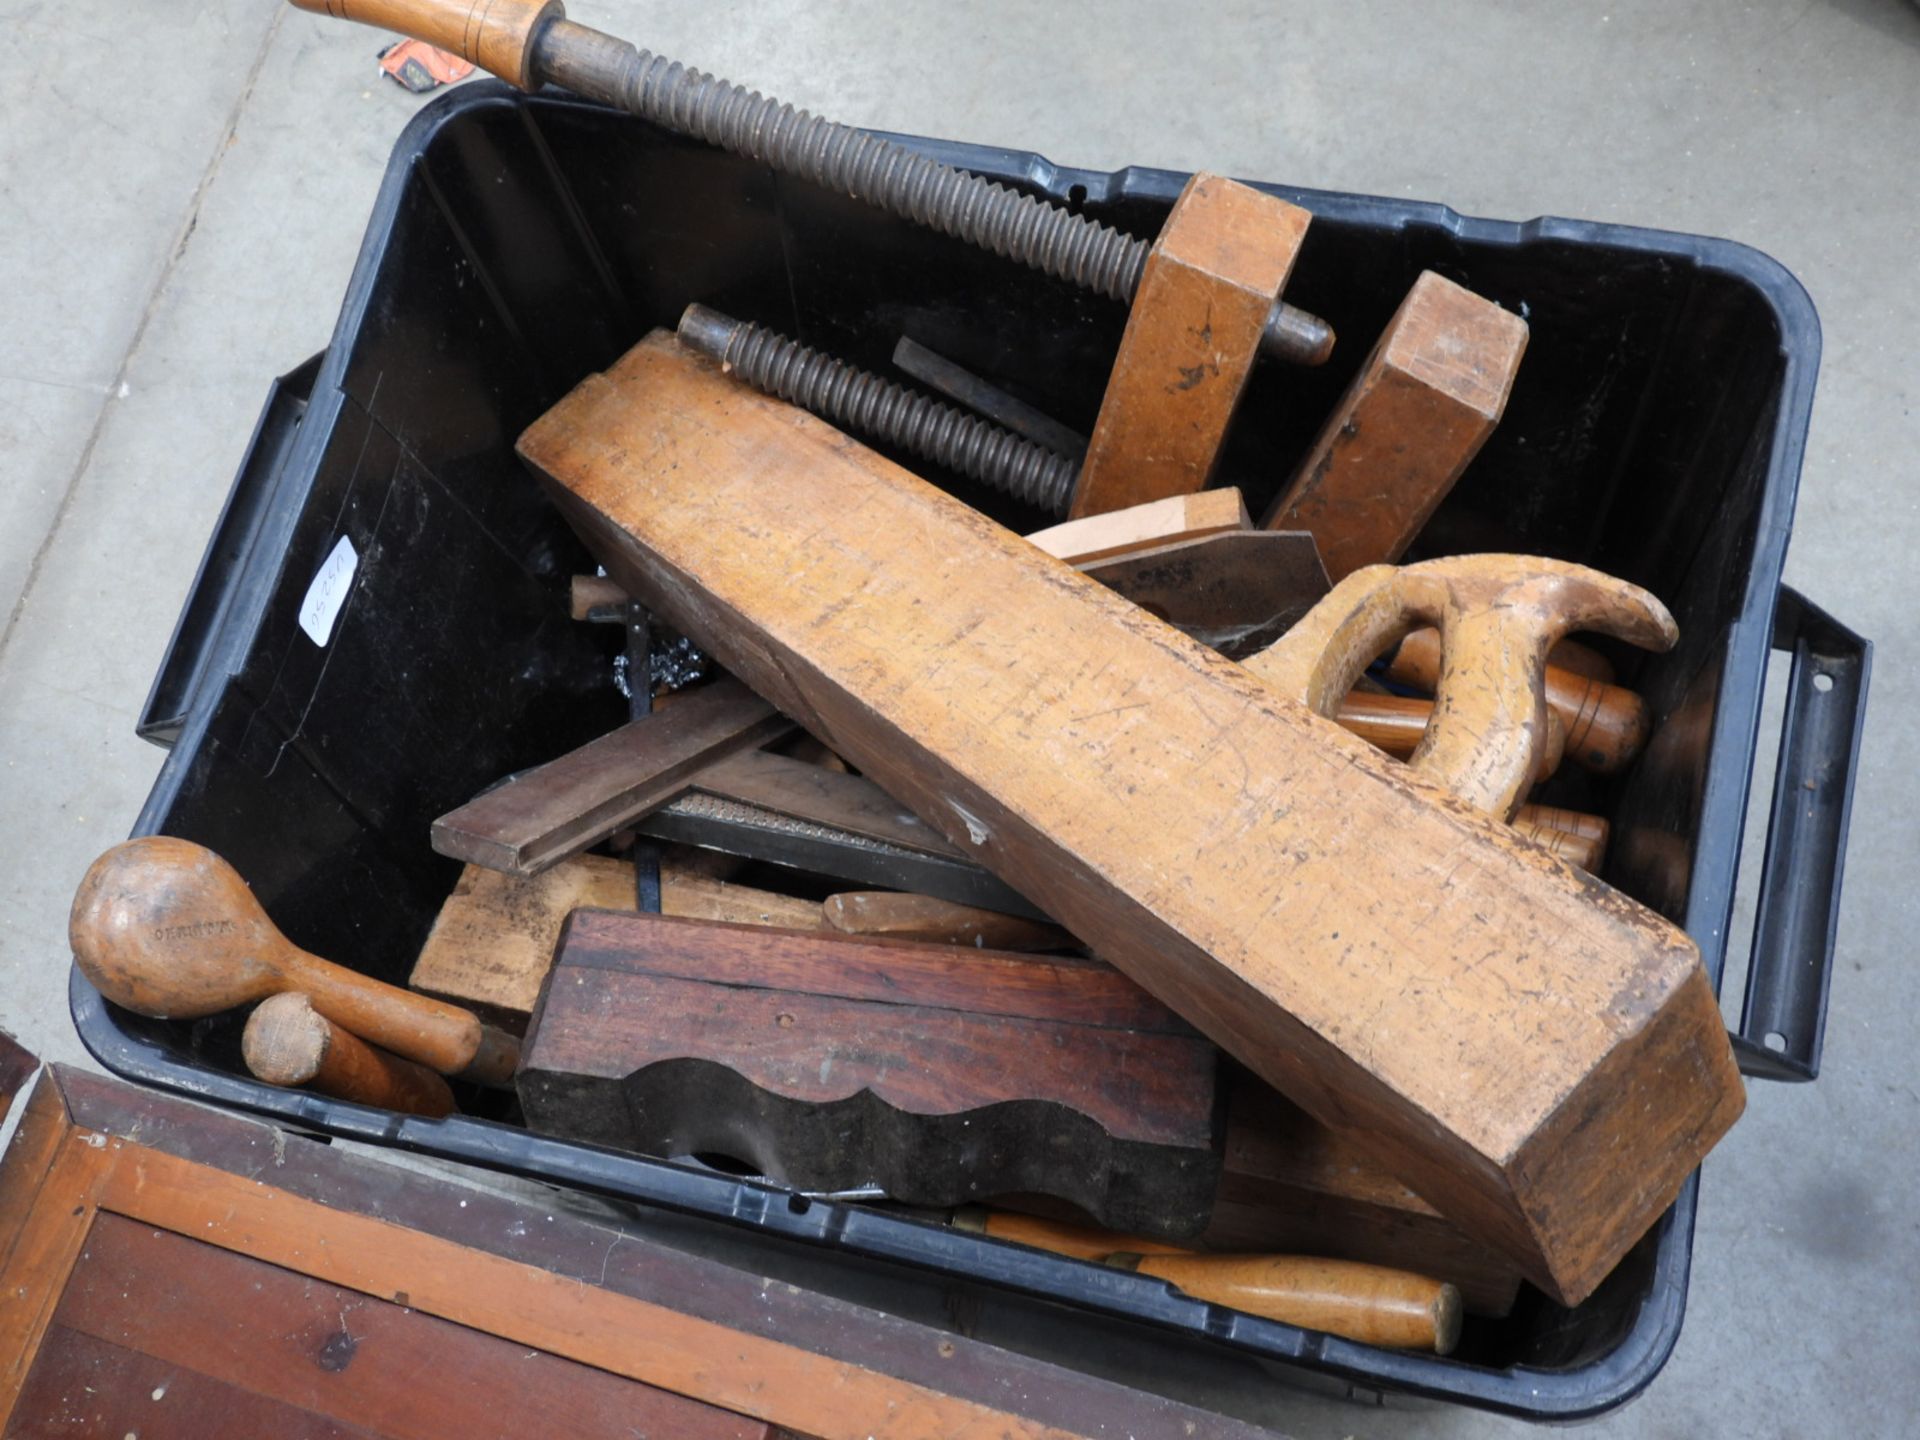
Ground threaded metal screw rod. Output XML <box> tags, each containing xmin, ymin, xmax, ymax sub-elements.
<box><xmin>678</xmin><ymin>305</ymin><xmax>1080</xmax><ymax>516</ymax></box>
<box><xmin>536</xmin><ymin>21</ymin><xmax>1332</xmax><ymax>366</ymax></box>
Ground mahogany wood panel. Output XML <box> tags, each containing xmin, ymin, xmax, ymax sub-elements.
<box><xmin>1071</xmin><ymin>175</ymin><xmax>1310</xmax><ymax>517</ymax></box>
<box><xmin>431</xmin><ymin>677</ymin><xmax>792</xmax><ymax>876</ymax></box>
<box><xmin>0</xmin><ymin>1068</ymin><xmax>1283</xmax><ymax>1440</ymax></box>
<box><xmin>523</xmin><ymin>911</ymin><xmax>1219</xmax><ymax>1234</ymax></box>
<box><xmin>47</xmin><ymin>1213</ymin><xmax>769</xmax><ymax>1440</ymax></box>
<box><xmin>13</xmin><ymin>1326</ymin><xmax>385</xmax><ymax>1440</ymax></box>
<box><xmin>1261</xmin><ymin>271</ymin><xmax>1529</xmax><ymax>579</ymax></box>
<box><xmin>516</xmin><ymin>333</ymin><xmax>1744</xmax><ymax>1303</ymax></box>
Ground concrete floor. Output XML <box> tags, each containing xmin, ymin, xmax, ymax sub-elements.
<box><xmin>1</xmin><ymin>1</ymin><xmax>1912</xmax><ymax>1432</ymax></box>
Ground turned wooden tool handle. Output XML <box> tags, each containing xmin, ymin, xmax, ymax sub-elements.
<box><xmin>1385</xmin><ymin>627</ymin><xmax>1649</xmax><ymax>773</ymax></box>
<box><xmin>1339</xmin><ymin>692</ymin><xmax>1566</xmax><ymax>782</ymax></box>
<box><xmin>70</xmin><ymin>837</ymin><xmax>519</xmax><ymax>1086</ymax></box>
<box><xmin>971</xmin><ymin>1211</ymin><xmax>1458</xmax><ymax>1352</ymax></box>
<box><xmin>1247</xmin><ymin>555</ymin><xmax>1676</xmax><ymax>820</ymax></box>
<box><xmin>1128</xmin><ymin>1253</ymin><xmax>1461</xmax><ymax>1354</ymax></box>
<box><xmin>288</xmin><ymin>0</ymin><xmax>564</xmax><ymax>90</ymax></box>
<box><xmin>244</xmin><ymin>993</ymin><xmax>457</xmax><ymax>1117</ymax></box>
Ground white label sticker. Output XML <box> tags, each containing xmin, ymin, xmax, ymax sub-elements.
<box><xmin>298</xmin><ymin>535</ymin><xmax>359</xmax><ymax>647</ymax></box>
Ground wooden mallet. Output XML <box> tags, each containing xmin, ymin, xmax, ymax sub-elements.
<box><xmin>71</xmin><ymin>837</ymin><xmax>519</xmax><ymax>1087</ymax></box>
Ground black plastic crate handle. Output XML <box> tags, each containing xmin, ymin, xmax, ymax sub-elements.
<box><xmin>137</xmin><ymin>354</ymin><xmax>326</xmax><ymax>748</ymax></box>
<box><xmin>1732</xmin><ymin>587</ymin><xmax>1871</xmax><ymax>1081</ymax></box>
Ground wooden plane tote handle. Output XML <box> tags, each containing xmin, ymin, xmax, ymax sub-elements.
<box><xmin>70</xmin><ymin>837</ymin><xmax>519</xmax><ymax>1087</ymax></box>
<box><xmin>287</xmin><ymin>0</ymin><xmax>564</xmax><ymax>90</ymax></box>
<box><xmin>1246</xmin><ymin>555</ymin><xmax>1677</xmax><ymax>821</ymax></box>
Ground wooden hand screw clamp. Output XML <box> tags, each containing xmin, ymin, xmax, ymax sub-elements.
<box><xmin>70</xmin><ymin>837</ymin><xmax>520</xmax><ymax>1087</ymax></box>
<box><xmin>516</xmin><ymin>334</ymin><xmax>1744</xmax><ymax>1305</ymax></box>
<box><xmin>1070</xmin><ymin>174</ymin><xmax>1313</xmax><ymax>518</ymax></box>
<box><xmin>1261</xmin><ymin>271</ymin><xmax>1530</xmax><ymax>579</ymax></box>
<box><xmin>289</xmin><ymin>1</ymin><xmax>1334</xmax><ymax>370</ymax></box>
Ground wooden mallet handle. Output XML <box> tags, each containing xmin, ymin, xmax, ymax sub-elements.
<box><xmin>287</xmin><ymin>0</ymin><xmax>563</xmax><ymax>90</ymax></box>
<box><xmin>70</xmin><ymin>837</ymin><xmax>519</xmax><ymax>1086</ymax></box>
<box><xmin>244</xmin><ymin>993</ymin><xmax>457</xmax><ymax>1117</ymax></box>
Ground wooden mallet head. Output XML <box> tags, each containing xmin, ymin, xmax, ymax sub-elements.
<box><xmin>71</xmin><ymin>837</ymin><xmax>518</xmax><ymax>1086</ymax></box>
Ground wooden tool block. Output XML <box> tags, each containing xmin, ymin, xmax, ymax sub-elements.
<box><xmin>1262</xmin><ymin>272</ymin><xmax>1529</xmax><ymax>580</ymax></box>
<box><xmin>1027</xmin><ymin>488</ymin><xmax>1251</xmax><ymax>564</ymax></box>
<box><xmin>515</xmin><ymin>332</ymin><xmax>1744</xmax><ymax>1305</ymax></box>
<box><xmin>1070</xmin><ymin>175</ymin><xmax>1311</xmax><ymax>518</ymax></box>
<box><xmin>410</xmin><ymin>854</ymin><xmax>826</xmax><ymax>1021</ymax></box>
<box><xmin>1203</xmin><ymin>1068</ymin><xmax>1524</xmax><ymax>1316</ymax></box>
<box><xmin>1075</xmin><ymin>530</ymin><xmax>1328</xmax><ymax>658</ymax></box>
<box><xmin>520</xmin><ymin>911</ymin><xmax>1223</xmax><ymax>1237</ymax></box>
<box><xmin>431</xmin><ymin>677</ymin><xmax>792</xmax><ymax>876</ymax></box>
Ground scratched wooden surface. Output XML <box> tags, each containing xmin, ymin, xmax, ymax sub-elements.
<box><xmin>517</xmin><ymin>333</ymin><xmax>1745</xmax><ymax>1304</ymax></box>
<box><xmin>1</xmin><ymin>1066</ymin><xmax>1271</xmax><ymax>1440</ymax></box>
<box><xmin>1070</xmin><ymin>175</ymin><xmax>1310</xmax><ymax>517</ymax></box>
<box><xmin>1262</xmin><ymin>271</ymin><xmax>1529</xmax><ymax>579</ymax></box>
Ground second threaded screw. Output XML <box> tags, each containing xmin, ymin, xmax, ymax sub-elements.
<box><xmin>677</xmin><ymin>305</ymin><xmax>1080</xmax><ymax>516</ymax></box>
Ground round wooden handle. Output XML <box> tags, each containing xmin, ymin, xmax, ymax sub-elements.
<box><xmin>1385</xmin><ymin>627</ymin><xmax>1650</xmax><ymax>774</ymax></box>
<box><xmin>1131</xmin><ymin>1253</ymin><xmax>1462</xmax><ymax>1354</ymax></box>
<box><xmin>288</xmin><ymin>0</ymin><xmax>564</xmax><ymax>90</ymax></box>
<box><xmin>70</xmin><ymin>837</ymin><xmax>514</xmax><ymax>1082</ymax></box>
<box><xmin>1337</xmin><ymin>691</ymin><xmax>1566</xmax><ymax>781</ymax></box>
<box><xmin>1248</xmin><ymin>555</ymin><xmax>1674</xmax><ymax>819</ymax></box>
<box><xmin>244</xmin><ymin>993</ymin><xmax>457</xmax><ymax>1117</ymax></box>
<box><xmin>977</xmin><ymin>1211</ymin><xmax>1459</xmax><ymax>1352</ymax></box>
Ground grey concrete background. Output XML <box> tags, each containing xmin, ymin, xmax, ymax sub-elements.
<box><xmin>0</xmin><ymin>1</ymin><xmax>1911</xmax><ymax>1433</ymax></box>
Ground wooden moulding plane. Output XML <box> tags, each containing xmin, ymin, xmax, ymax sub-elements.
<box><xmin>514</xmin><ymin>332</ymin><xmax>1745</xmax><ymax>1307</ymax></box>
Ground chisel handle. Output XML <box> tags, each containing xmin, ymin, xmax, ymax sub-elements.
<box><xmin>1339</xmin><ymin>692</ymin><xmax>1567</xmax><ymax>782</ymax></box>
<box><xmin>287</xmin><ymin>0</ymin><xmax>564</xmax><ymax>90</ymax></box>
<box><xmin>244</xmin><ymin>993</ymin><xmax>457</xmax><ymax>1117</ymax></box>
<box><xmin>1128</xmin><ymin>1253</ymin><xmax>1462</xmax><ymax>1354</ymax></box>
<box><xmin>71</xmin><ymin>837</ymin><xmax>519</xmax><ymax>1086</ymax></box>
<box><xmin>970</xmin><ymin>1210</ymin><xmax>1460</xmax><ymax>1353</ymax></box>
<box><xmin>1386</xmin><ymin>627</ymin><xmax>1649</xmax><ymax>773</ymax></box>
<box><xmin>1513</xmin><ymin>804</ymin><xmax>1610</xmax><ymax>872</ymax></box>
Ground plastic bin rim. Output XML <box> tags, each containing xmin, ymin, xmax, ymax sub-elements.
<box><xmin>68</xmin><ymin>76</ymin><xmax>1819</xmax><ymax>1422</ymax></box>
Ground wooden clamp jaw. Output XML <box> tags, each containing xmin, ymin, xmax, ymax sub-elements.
<box><xmin>1070</xmin><ymin>175</ymin><xmax>1312</xmax><ymax>518</ymax></box>
<box><xmin>288</xmin><ymin>0</ymin><xmax>565</xmax><ymax>90</ymax></box>
<box><xmin>1244</xmin><ymin>555</ymin><xmax>1678</xmax><ymax>820</ymax></box>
